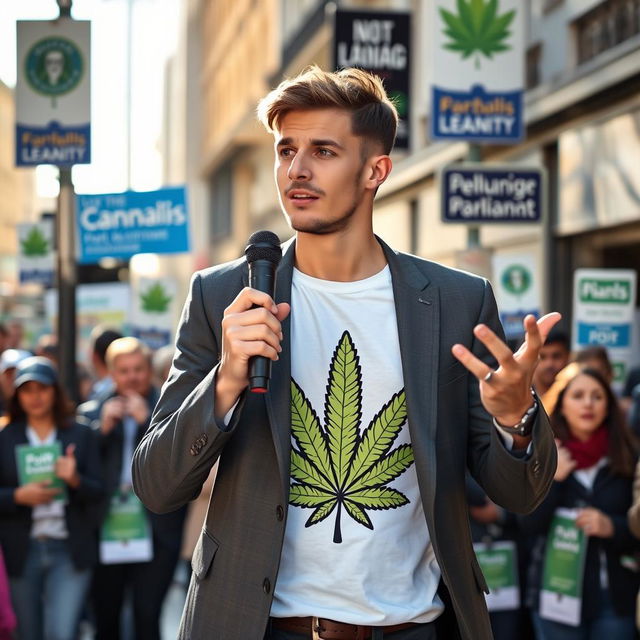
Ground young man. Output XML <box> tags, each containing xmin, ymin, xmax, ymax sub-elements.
<box><xmin>133</xmin><ymin>67</ymin><xmax>558</xmax><ymax>640</ymax></box>
<box><xmin>531</xmin><ymin>329</ymin><xmax>570</xmax><ymax>398</ymax></box>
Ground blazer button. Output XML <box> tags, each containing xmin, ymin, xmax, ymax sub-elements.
<box><xmin>263</xmin><ymin>578</ymin><xmax>271</xmax><ymax>594</ymax></box>
<box><xmin>276</xmin><ymin>505</ymin><xmax>284</xmax><ymax>521</ymax></box>
<box><xmin>190</xmin><ymin>445</ymin><xmax>199</xmax><ymax>456</ymax></box>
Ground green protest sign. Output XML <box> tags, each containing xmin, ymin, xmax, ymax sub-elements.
<box><xmin>15</xmin><ymin>442</ymin><xmax>66</xmax><ymax>502</ymax></box>
<box><xmin>474</xmin><ymin>541</ymin><xmax>519</xmax><ymax>611</ymax></box>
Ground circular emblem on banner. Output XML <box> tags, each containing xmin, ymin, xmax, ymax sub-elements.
<box><xmin>502</xmin><ymin>265</ymin><xmax>531</xmax><ymax>296</ymax></box>
<box><xmin>24</xmin><ymin>36</ymin><xmax>83</xmax><ymax>97</ymax></box>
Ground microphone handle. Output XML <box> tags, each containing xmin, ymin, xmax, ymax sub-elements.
<box><xmin>249</xmin><ymin>259</ymin><xmax>276</xmax><ymax>393</ymax></box>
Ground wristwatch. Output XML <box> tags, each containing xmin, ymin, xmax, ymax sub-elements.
<box><xmin>493</xmin><ymin>391</ymin><xmax>538</xmax><ymax>437</ymax></box>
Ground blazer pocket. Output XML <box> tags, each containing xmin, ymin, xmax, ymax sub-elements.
<box><xmin>191</xmin><ymin>528</ymin><xmax>219</xmax><ymax>581</ymax></box>
<box><xmin>438</xmin><ymin>361</ymin><xmax>467</xmax><ymax>387</ymax></box>
<box><xmin>471</xmin><ymin>556</ymin><xmax>489</xmax><ymax>594</ymax></box>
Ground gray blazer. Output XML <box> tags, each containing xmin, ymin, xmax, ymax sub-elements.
<box><xmin>132</xmin><ymin>237</ymin><xmax>556</xmax><ymax>640</ymax></box>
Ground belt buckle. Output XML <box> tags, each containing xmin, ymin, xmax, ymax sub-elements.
<box><xmin>311</xmin><ymin>616</ymin><xmax>321</xmax><ymax>640</ymax></box>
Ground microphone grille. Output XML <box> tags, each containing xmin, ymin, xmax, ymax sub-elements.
<box><xmin>245</xmin><ymin>230</ymin><xmax>282</xmax><ymax>265</ymax></box>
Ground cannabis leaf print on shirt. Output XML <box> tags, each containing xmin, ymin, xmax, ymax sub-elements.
<box><xmin>289</xmin><ymin>331</ymin><xmax>414</xmax><ymax>543</ymax></box>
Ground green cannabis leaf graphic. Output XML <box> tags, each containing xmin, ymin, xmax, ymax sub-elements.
<box><xmin>21</xmin><ymin>227</ymin><xmax>49</xmax><ymax>257</ymax></box>
<box><xmin>140</xmin><ymin>283</ymin><xmax>172</xmax><ymax>313</ymax></box>
<box><xmin>439</xmin><ymin>0</ymin><xmax>515</xmax><ymax>69</ymax></box>
<box><xmin>289</xmin><ymin>331</ymin><xmax>414</xmax><ymax>543</ymax></box>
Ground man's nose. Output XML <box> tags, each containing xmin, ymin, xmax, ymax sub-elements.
<box><xmin>287</xmin><ymin>151</ymin><xmax>311</xmax><ymax>181</ymax></box>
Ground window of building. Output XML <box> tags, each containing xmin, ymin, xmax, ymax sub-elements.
<box><xmin>526</xmin><ymin>43</ymin><xmax>542</xmax><ymax>89</ymax></box>
<box><xmin>574</xmin><ymin>0</ymin><xmax>640</xmax><ymax>65</ymax></box>
<box><xmin>210</xmin><ymin>164</ymin><xmax>233</xmax><ymax>241</ymax></box>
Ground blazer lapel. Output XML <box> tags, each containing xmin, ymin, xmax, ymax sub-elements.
<box><xmin>380</xmin><ymin>239</ymin><xmax>440</xmax><ymax>520</ymax></box>
<box><xmin>243</xmin><ymin>238</ymin><xmax>295</xmax><ymax>499</ymax></box>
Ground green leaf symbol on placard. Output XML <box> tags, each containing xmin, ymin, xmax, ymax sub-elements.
<box><xmin>21</xmin><ymin>227</ymin><xmax>49</xmax><ymax>257</ymax></box>
<box><xmin>140</xmin><ymin>283</ymin><xmax>172</xmax><ymax>313</ymax></box>
<box><xmin>439</xmin><ymin>0</ymin><xmax>515</xmax><ymax>69</ymax></box>
<box><xmin>289</xmin><ymin>331</ymin><xmax>414</xmax><ymax>544</ymax></box>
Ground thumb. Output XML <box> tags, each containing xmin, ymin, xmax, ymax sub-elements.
<box><xmin>276</xmin><ymin>302</ymin><xmax>291</xmax><ymax>322</ymax></box>
<box><xmin>65</xmin><ymin>444</ymin><xmax>76</xmax><ymax>458</ymax></box>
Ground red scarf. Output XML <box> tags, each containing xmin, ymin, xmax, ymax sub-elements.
<box><xmin>564</xmin><ymin>426</ymin><xmax>609</xmax><ymax>470</ymax></box>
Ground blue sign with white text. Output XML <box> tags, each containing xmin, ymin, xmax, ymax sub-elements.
<box><xmin>76</xmin><ymin>187</ymin><xmax>190</xmax><ymax>264</ymax></box>
<box><xmin>431</xmin><ymin>85</ymin><xmax>523</xmax><ymax>143</ymax></box>
<box><xmin>441</xmin><ymin>166</ymin><xmax>544</xmax><ymax>224</ymax></box>
<box><xmin>577</xmin><ymin>323</ymin><xmax>631</xmax><ymax>348</ymax></box>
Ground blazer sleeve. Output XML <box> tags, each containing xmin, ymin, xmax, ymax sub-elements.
<box><xmin>466</xmin><ymin>279</ymin><xmax>557</xmax><ymax>514</ymax></box>
<box><xmin>627</xmin><ymin>459</ymin><xmax>640</xmax><ymax>539</ymax></box>
<box><xmin>132</xmin><ymin>272</ymin><xmax>245</xmax><ymax>514</ymax></box>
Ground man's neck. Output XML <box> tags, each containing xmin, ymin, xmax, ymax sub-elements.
<box><xmin>294</xmin><ymin>231</ymin><xmax>386</xmax><ymax>282</ymax></box>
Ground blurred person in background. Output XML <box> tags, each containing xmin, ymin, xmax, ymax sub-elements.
<box><xmin>0</xmin><ymin>357</ymin><xmax>103</xmax><ymax>640</ymax></box>
<box><xmin>0</xmin><ymin>349</ymin><xmax>32</xmax><ymax>423</ymax></box>
<box><xmin>151</xmin><ymin>344</ymin><xmax>174</xmax><ymax>389</ymax></box>
<box><xmin>521</xmin><ymin>368</ymin><xmax>639</xmax><ymax>639</ymax></box>
<box><xmin>6</xmin><ymin>322</ymin><xmax>24</xmax><ymax>350</ymax></box>
<box><xmin>78</xmin><ymin>337</ymin><xmax>186</xmax><ymax>640</ymax></box>
<box><xmin>574</xmin><ymin>346</ymin><xmax>613</xmax><ymax>386</ymax></box>
<box><xmin>0</xmin><ymin>324</ymin><xmax>8</xmax><ymax>354</ymax></box>
<box><xmin>88</xmin><ymin>327</ymin><xmax>122</xmax><ymax>401</ymax></box>
<box><xmin>533</xmin><ymin>330</ymin><xmax>571</xmax><ymax>401</ymax></box>
<box><xmin>35</xmin><ymin>334</ymin><xmax>59</xmax><ymax>366</ymax></box>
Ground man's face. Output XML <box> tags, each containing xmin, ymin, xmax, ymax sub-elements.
<box><xmin>111</xmin><ymin>352</ymin><xmax>152</xmax><ymax>396</ymax></box>
<box><xmin>45</xmin><ymin>51</ymin><xmax>64</xmax><ymax>85</ymax></box>
<box><xmin>274</xmin><ymin>108</ymin><xmax>375</xmax><ymax>235</ymax></box>
<box><xmin>534</xmin><ymin>342</ymin><xmax>570</xmax><ymax>389</ymax></box>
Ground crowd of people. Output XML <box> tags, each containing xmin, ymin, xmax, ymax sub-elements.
<box><xmin>470</xmin><ymin>330</ymin><xmax>640</xmax><ymax>640</ymax></box>
<box><xmin>0</xmin><ymin>320</ymin><xmax>640</xmax><ymax>639</ymax></box>
<box><xmin>0</xmin><ymin>324</ymin><xmax>214</xmax><ymax>640</ymax></box>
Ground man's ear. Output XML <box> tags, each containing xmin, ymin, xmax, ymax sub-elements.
<box><xmin>362</xmin><ymin>155</ymin><xmax>393</xmax><ymax>192</ymax></box>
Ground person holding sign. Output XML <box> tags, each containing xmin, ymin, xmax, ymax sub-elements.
<box><xmin>0</xmin><ymin>357</ymin><xmax>103</xmax><ymax>640</ymax></box>
<box><xmin>520</xmin><ymin>368</ymin><xmax>639</xmax><ymax>639</ymax></box>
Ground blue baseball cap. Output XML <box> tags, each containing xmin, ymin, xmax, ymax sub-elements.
<box><xmin>0</xmin><ymin>349</ymin><xmax>32</xmax><ymax>374</ymax></box>
<box><xmin>14</xmin><ymin>356</ymin><xmax>58</xmax><ymax>388</ymax></box>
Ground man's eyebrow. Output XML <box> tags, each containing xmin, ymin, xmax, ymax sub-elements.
<box><xmin>276</xmin><ymin>137</ymin><xmax>344</xmax><ymax>150</ymax></box>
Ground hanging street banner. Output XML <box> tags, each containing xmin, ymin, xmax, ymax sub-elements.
<box><xmin>441</xmin><ymin>165</ymin><xmax>544</xmax><ymax>223</ymax></box>
<box><xmin>131</xmin><ymin>277</ymin><xmax>178</xmax><ymax>350</ymax></box>
<box><xmin>16</xmin><ymin>20</ymin><xmax>91</xmax><ymax>166</ymax></box>
<box><xmin>492</xmin><ymin>253</ymin><xmax>541</xmax><ymax>339</ymax></box>
<box><xmin>76</xmin><ymin>186</ymin><xmax>190</xmax><ymax>264</ymax></box>
<box><xmin>430</xmin><ymin>0</ymin><xmax>524</xmax><ymax>143</ymax></box>
<box><xmin>573</xmin><ymin>268</ymin><xmax>637</xmax><ymax>390</ymax></box>
<box><xmin>17</xmin><ymin>220</ymin><xmax>55</xmax><ymax>287</ymax></box>
<box><xmin>334</xmin><ymin>9</ymin><xmax>410</xmax><ymax>150</ymax></box>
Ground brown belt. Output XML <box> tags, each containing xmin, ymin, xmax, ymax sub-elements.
<box><xmin>270</xmin><ymin>616</ymin><xmax>418</xmax><ymax>640</ymax></box>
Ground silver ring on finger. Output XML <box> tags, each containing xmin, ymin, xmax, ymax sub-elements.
<box><xmin>483</xmin><ymin>370</ymin><xmax>495</xmax><ymax>383</ymax></box>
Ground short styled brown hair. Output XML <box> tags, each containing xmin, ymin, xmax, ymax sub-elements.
<box><xmin>257</xmin><ymin>65</ymin><xmax>398</xmax><ymax>155</ymax></box>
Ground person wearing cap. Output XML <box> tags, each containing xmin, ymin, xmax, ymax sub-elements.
<box><xmin>0</xmin><ymin>356</ymin><xmax>103</xmax><ymax>640</ymax></box>
<box><xmin>0</xmin><ymin>349</ymin><xmax>32</xmax><ymax>422</ymax></box>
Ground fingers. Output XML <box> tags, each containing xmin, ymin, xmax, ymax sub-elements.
<box><xmin>473</xmin><ymin>324</ymin><xmax>517</xmax><ymax>371</ymax></box>
<box><xmin>519</xmin><ymin>313</ymin><xmax>562</xmax><ymax>365</ymax></box>
<box><xmin>451</xmin><ymin>343</ymin><xmax>491</xmax><ymax>380</ymax></box>
<box><xmin>226</xmin><ymin>287</ymin><xmax>278</xmax><ymax>315</ymax></box>
<box><xmin>537</xmin><ymin>312</ymin><xmax>562</xmax><ymax>343</ymax></box>
<box><xmin>65</xmin><ymin>444</ymin><xmax>76</xmax><ymax>458</ymax></box>
<box><xmin>227</xmin><ymin>325</ymin><xmax>283</xmax><ymax>358</ymax></box>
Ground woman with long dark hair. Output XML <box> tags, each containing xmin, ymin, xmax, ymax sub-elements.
<box><xmin>0</xmin><ymin>357</ymin><xmax>103</xmax><ymax>640</ymax></box>
<box><xmin>521</xmin><ymin>368</ymin><xmax>639</xmax><ymax>639</ymax></box>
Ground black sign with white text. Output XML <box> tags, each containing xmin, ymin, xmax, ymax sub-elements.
<box><xmin>333</xmin><ymin>9</ymin><xmax>411</xmax><ymax>151</ymax></box>
<box><xmin>441</xmin><ymin>165</ymin><xmax>545</xmax><ymax>223</ymax></box>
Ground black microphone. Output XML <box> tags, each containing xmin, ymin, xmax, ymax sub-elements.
<box><xmin>244</xmin><ymin>230</ymin><xmax>282</xmax><ymax>393</ymax></box>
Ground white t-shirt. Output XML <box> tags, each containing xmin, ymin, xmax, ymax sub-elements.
<box><xmin>271</xmin><ymin>266</ymin><xmax>444</xmax><ymax>625</ymax></box>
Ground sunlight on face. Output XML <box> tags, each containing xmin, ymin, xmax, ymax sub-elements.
<box><xmin>560</xmin><ymin>373</ymin><xmax>608</xmax><ymax>440</ymax></box>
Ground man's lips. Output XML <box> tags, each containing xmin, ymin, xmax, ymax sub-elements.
<box><xmin>287</xmin><ymin>189</ymin><xmax>320</xmax><ymax>202</ymax></box>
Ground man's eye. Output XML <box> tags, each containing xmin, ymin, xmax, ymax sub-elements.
<box><xmin>279</xmin><ymin>148</ymin><xmax>294</xmax><ymax>157</ymax></box>
<box><xmin>317</xmin><ymin>148</ymin><xmax>333</xmax><ymax>157</ymax></box>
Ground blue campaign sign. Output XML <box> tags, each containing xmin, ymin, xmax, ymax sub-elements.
<box><xmin>76</xmin><ymin>187</ymin><xmax>190</xmax><ymax>264</ymax></box>
<box><xmin>441</xmin><ymin>165</ymin><xmax>544</xmax><ymax>224</ymax></box>
<box><xmin>431</xmin><ymin>85</ymin><xmax>523</xmax><ymax>143</ymax></box>
<box><xmin>577</xmin><ymin>323</ymin><xmax>631</xmax><ymax>348</ymax></box>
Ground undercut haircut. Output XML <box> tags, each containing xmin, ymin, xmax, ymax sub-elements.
<box><xmin>257</xmin><ymin>65</ymin><xmax>398</xmax><ymax>156</ymax></box>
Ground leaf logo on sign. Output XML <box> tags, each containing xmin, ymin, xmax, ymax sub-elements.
<box><xmin>140</xmin><ymin>283</ymin><xmax>172</xmax><ymax>313</ymax></box>
<box><xmin>289</xmin><ymin>331</ymin><xmax>414</xmax><ymax>544</ymax></box>
<box><xmin>502</xmin><ymin>265</ymin><xmax>531</xmax><ymax>296</ymax></box>
<box><xmin>21</xmin><ymin>227</ymin><xmax>49</xmax><ymax>257</ymax></box>
<box><xmin>439</xmin><ymin>0</ymin><xmax>515</xmax><ymax>69</ymax></box>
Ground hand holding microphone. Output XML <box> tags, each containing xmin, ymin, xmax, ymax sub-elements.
<box><xmin>215</xmin><ymin>232</ymin><xmax>290</xmax><ymax>415</ymax></box>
